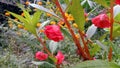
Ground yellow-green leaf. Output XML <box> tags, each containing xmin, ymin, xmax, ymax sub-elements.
<box><xmin>113</xmin><ymin>26</ymin><xmax>120</xmax><ymax>38</ymax></box>
<box><xmin>32</xmin><ymin>10</ymin><xmax>42</xmax><ymax>27</ymax></box>
<box><xmin>23</xmin><ymin>10</ymin><xmax>31</xmax><ymax>23</ymax></box>
<box><xmin>64</xmin><ymin>0</ymin><xmax>69</xmax><ymax>5</ymax></box>
<box><xmin>70</xmin><ymin>0</ymin><xmax>85</xmax><ymax>30</ymax></box>
<box><xmin>9</xmin><ymin>11</ymin><xmax>37</xmax><ymax>36</ymax></box>
<box><xmin>93</xmin><ymin>0</ymin><xmax>109</xmax><ymax>8</ymax></box>
<box><xmin>25</xmin><ymin>24</ymin><xmax>37</xmax><ymax>36</ymax></box>
<box><xmin>9</xmin><ymin>12</ymin><xmax>28</xmax><ymax>24</ymax></box>
<box><xmin>72</xmin><ymin>60</ymin><xmax>120</xmax><ymax>68</ymax></box>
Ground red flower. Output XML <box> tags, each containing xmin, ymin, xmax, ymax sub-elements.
<box><xmin>115</xmin><ymin>0</ymin><xmax>120</xmax><ymax>5</ymax></box>
<box><xmin>35</xmin><ymin>51</ymin><xmax>48</xmax><ymax>61</ymax></box>
<box><xmin>44</xmin><ymin>25</ymin><xmax>64</xmax><ymax>42</ymax></box>
<box><xmin>55</xmin><ymin>51</ymin><xmax>64</xmax><ymax>65</ymax></box>
<box><xmin>92</xmin><ymin>14</ymin><xmax>110</xmax><ymax>28</ymax></box>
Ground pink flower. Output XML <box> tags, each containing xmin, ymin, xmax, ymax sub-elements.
<box><xmin>115</xmin><ymin>0</ymin><xmax>120</xmax><ymax>5</ymax></box>
<box><xmin>44</xmin><ymin>25</ymin><xmax>64</xmax><ymax>42</ymax></box>
<box><xmin>92</xmin><ymin>14</ymin><xmax>110</xmax><ymax>28</ymax></box>
<box><xmin>93</xmin><ymin>57</ymin><xmax>96</xmax><ymax>60</ymax></box>
<box><xmin>35</xmin><ymin>51</ymin><xmax>48</xmax><ymax>61</ymax></box>
<box><xmin>55</xmin><ymin>51</ymin><xmax>64</xmax><ymax>65</ymax></box>
<box><xmin>84</xmin><ymin>12</ymin><xmax>88</xmax><ymax>18</ymax></box>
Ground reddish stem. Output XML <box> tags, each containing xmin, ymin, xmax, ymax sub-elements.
<box><xmin>108</xmin><ymin>46</ymin><xmax>112</xmax><ymax>61</ymax></box>
<box><xmin>78</xmin><ymin>30</ymin><xmax>91</xmax><ymax>59</ymax></box>
<box><xmin>56</xmin><ymin>64</ymin><xmax>60</xmax><ymax>68</ymax></box>
<box><xmin>110</xmin><ymin>0</ymin><xmax>114</xmax><ymax>41</ymax></box>
<box><xmin>37</xmin><ymin>37</ymin><xmax>53</xmax><ymax>57</ymax></box>
<box><xmin>109</xmin><ymin>0</ymin><xmax>114</xmax><ymax>62</ymax></box>
<box><xmin>55</xmin><ymin>0</ymin><xmax>89</xmax><ymax>60</ymax></box>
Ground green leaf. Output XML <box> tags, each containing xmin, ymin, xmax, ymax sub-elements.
<box><xmin>32</xmin><ymin>61</ymin><xmax>55</xmax><ymax>68</ymax></box>
<box><xmin>90</xmin><ymin>44</ymin><xmax>100</xmax><ymax>56</ymax></box>
<box><xmin>32</xmin><ymin>10</ymin><xmax>42</xmax><ymax>27</ymax></box>
<box><xmin>49</xmin><ymin>56</ymin><xmax>57</xmax><ymax>63</ymax></box>
<box><xmin>95</xmin><ymin>40</ymin><xmax>108</xmax><ymax>52</ymax></box>
<box><xmin>70</xmin><ymin>0</ymin><xmax>85</xmax><ymax>30</ymax></box>
<box><xmin>9</xmin><ymin>12</ymin><xmax>28</xmax><ymax>24</ymax></box>
<box><xmin>64</xmin><ymin>0</ymin><xmax>69</xmax><ymax>5</ymax></box>
<box><xmin>23</xmin><ymin>10</ymin><xmax>31</xmax><ymax>23</ymax></box>
<box><xmin>60</xmin><ymin>27</ymin><xmax>73</xmax><ymax>41</ymax></box>
<box><xmin>113</xmin><ymin>26</ymin><xmax>120</xmax><ymax>38</ymax></box>
<box><xmin>72</xmin><ymin>60</ymin><xmax>120</xmax><ymax>68</ymax></box>
<box><xmin>114</xmin><ymin>13</ymin><xmax>120</xmax><ymax>22</ymax></box>
<box><xmin>9</xmin><ymin>11</ymin><xmax>37</xmax><ymax>36</ymax></box>
<box><xmin>93</xmin><ymin>0</ymin><xmax>109</xmax><ymax>8</ymax></box>
<box><xmin>24</xmin><ymin>24</ymin><xmax>37</xmax><ymax>36</ymax></box>
<box><xmin>99</xmin><ymin>33</ymin><xmax>108</xmax><ymax>41</ymax></box>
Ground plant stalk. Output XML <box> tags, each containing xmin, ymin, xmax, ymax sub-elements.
<box><xmin>55</xmin><ymin>0</ymin><xmax>89</xmax><ymax>60</ymax></box>
<box><xmin>37</xmin><ymin>36</ymin><xmax>60</xmax><ymax>68</ymax></box>
<box><xmin>37</xmin><ymin>36</ymin><xmax>53</xmax><ymax>57</ymax></box>
<box><xmin>56</xmin><ymin>64</ymin><xmax>60</xmax><ymax>68</ymax></box>
<box><xmin>78</xmin><ymin>30</ymin><xmax>91</xmax><ymax>59</ymax></box>
<box><xmin>108</xmin><ymin>46</ymin><xmax>112</xmax><ymax>62</ymax></box>
<box><xmin>110</xmin><ymin>0</ymin><xmax>114</xmax><ymax>41</ymax></box>
<box><xmin>109</xmin><ymin>0</ymin><xmax>114</xmax><ymax>61</ymax></box>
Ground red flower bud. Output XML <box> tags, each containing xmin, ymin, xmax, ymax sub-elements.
<box><xmin>44</xmin><ymin>25</ymin><xmax>64</xmax><ymax>42</ymax></box>
<box><xmin>35</xmin><ymin>51</ymin><xmax>48</xmax><ymax>61</ymax></box>
<box><xmin>55</xmin><ymin>51</ymin><xmax>64</xmax><ymax>65</ymax></box>
<box><xmin>92</xmin><ymin>14</ymin><xmax>110</xmax><ymax>28</ymax></box>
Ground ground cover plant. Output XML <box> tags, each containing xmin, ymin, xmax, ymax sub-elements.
<box><xmin>1</xmin><ymin>0</ymin><xmax>120</xmax><ymax>68</ymax></box>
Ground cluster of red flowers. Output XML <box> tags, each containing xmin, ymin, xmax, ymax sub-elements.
<box><xmin>34</xmin><ymin>0</ymin><xmax>120</xmax><ymax>65</ymax></box>
<box><xmin>35</xmin><ymin>24</ymin><xmax>65</xmax><ymax>64</ymax></box>
<box><xmin>35</xmin><ymin>51</ymin><xmax>64</xmax><ymax>64</ymax></box>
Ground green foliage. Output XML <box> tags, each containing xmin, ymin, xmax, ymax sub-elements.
<box><xmin>113</xmin><ymin>26</ymin><xmax>120</xmax><ymax>38</ymax></box>
<box><xmin>23</xmin><ymin>10</ymin><xmax>31</xmax><ymax>23</ymax></box>
<box><xmin>114</xmin><ymin>13</ymin><xmax>120</xmax><ymax>22</ymax></box>
<box><xmin>93</xmin><ymin>0</ymin><xmax>109</xmax><ymax>8</ymax></box>
<box><xmin>70</xmin><ymin>0</ymin><xmax>85</xmax><ymax>30</ymax></box>
<box><xmin>9</xmin><ymin>12</ymin><xmax>28</xmax><ymax>24</ymax></box>
<box><xmin>60</xmin><ymin>27</ymin><xmax>72</xmax><ymax>41</ymax></box>
<box><xmin>64</xmin><ymin>0</ymin><xmax>69</xmax><ymax>5</ymax></box>
<box><xmin>2</xmin><ymin>0</ymin><xmax>120</xmax><ymax>68</ymax></box>
<box><xmin>72</xmin><ymin>60</ymin><xmax>120</xmax><ymax>68</ymax></box>
<box><xmin>32</xmin><ymin>61</ymin><xmax>55</xmax><ymax>68</ymax></box>
<box><xmin>90</xmin><ymin>44</ymin><xmax>101</xmax><ymax>56</ymax></box>
<box><xmin>32</xmin><ymin>10</ymin><xmax>42</xmax><ymax>27</ymax></box>
<box><xmin>109</xmin><ymin>38</ymin><xmax>120</xmax><ymax>62</ymax></box>
<box><xmin>113</xmin><ymin>13</ymin><xmax>120</xmax><ymax>38</ymax></box>
<box><xmin>9</xmin><ymin>9</ymin><xmax>42</xmax><ymax>36</ymax></box>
